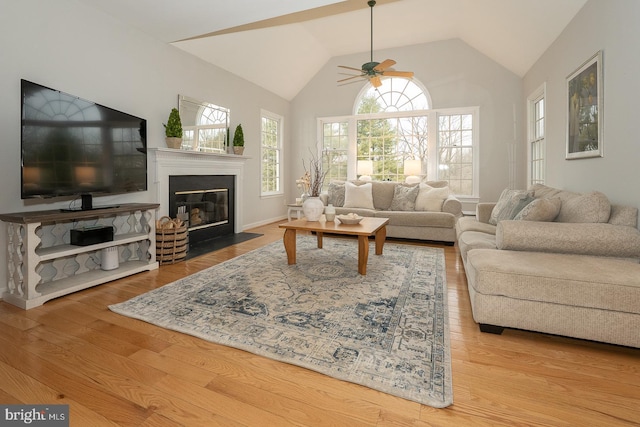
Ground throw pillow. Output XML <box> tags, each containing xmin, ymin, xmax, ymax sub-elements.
<box><xmin>343</xmin><ymin>182</ymin><xmax>375</xmax><ymax>209</ymax></box>
<box><xmin>415</xmin><ymin>184</ymin><xmax>450</xmax><ymax>211</ymax></box>
<box><xmin>388</xmin><ymin>184</ymin><xmax>420</xmax><ymax>211</ymax></box>
<box><xmin>513</xmin><ymin>197</ymin><xmax>562</xmax><ymax>221</ymax></box>
<box><xmin>489</xmin><ymin>189</ymin><xmax>534</xmax><ymax>225</ymax></box>
<box><xmin>328</xmin><ymin>182</ymin><xmax>345</xmax><ymax>207</ymax></box>
<box><xmin>555</xmin><ymin>191</ymin><xmax>611</xmax><ymax>223</ymax></box>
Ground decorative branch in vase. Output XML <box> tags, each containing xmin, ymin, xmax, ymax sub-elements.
<box><xmin>302</xmin><ymin>151</ymin><xmax>328</xmax><ymax>197</ymax></box>
<box><xmin>299</xmin><ymin>151</ymin><xmax>328</xmax><ymax>221</ymax></box>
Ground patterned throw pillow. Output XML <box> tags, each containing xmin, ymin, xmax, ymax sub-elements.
<box><xmin>328</xmin><ymin>182</ymin><xmax>345</xmax><ymax>207</ymax></box>
<box><xmin>514</xmin><ymin>197</ymin><xmax>562</xmax><ymax>221</ymax></box>
<box><xmin>489</xmin><ymin>189</ymin><xmax>534</xmax><ymax>225</ymax></box>
<box><xmin>343</xmin><ymin>182</ymin><xmax>375</xmax><ymax>209</ymax></box>
<box><xmin>388</xmin><ymin>185</ymin><xmax>420</xmax><ymax>211</ymax></box>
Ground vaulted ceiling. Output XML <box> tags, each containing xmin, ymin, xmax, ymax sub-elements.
<box><xmin>77</xmin><ymin>0</ymin><xmax>587</xmax><ymax>100</ymax></box>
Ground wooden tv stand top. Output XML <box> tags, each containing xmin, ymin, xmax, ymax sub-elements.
<box><xmin>0</xmin><ymin>203</ymin><xmax>160</xmax><ymax>224</ymax></box>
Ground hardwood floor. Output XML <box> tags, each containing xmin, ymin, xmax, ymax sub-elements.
<box><xmin>1</xmin><ymin>220</ymin><xmax>639</xmax><ymax>426</ymax></box>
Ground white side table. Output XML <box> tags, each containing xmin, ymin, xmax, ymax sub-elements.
<box><xmin>287</xmin><ymin>204</ymin><xmax>304</xmax><ymax>221</ymax></box>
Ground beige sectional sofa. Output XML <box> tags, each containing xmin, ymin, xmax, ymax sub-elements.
<box><xmin>321</xmin><ymin>180</ymin><xmax>462</xmax><ymax>243</ymax></box>
<box><xmin>456</xmin><ymin>184</ymin><xmax>640</xmax><ymax>348</ymax></box>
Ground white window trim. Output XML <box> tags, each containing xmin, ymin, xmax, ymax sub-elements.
<box><xmin>527</xmin><ymin>83</ymin><xmax>546</xmax><ymax>187</ymax></box>
<box><xmin>260</xmin><ymin>109</ymin><xmax>284</xmax><ymax>197</ymax></box>
<box><xmin>318</xmin><ymin>106</ymin><xmax>480</xmax><ymax>199</ymax></box>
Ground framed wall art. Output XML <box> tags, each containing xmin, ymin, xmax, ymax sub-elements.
<box><xmin>566</xmin><ymin>50</ymin><xmax>603</xmax><ymax>159</ymax></box>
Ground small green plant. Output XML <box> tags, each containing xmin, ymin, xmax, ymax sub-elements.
<box><xmin>163</xmin><ymin>108</ymin><xmax>183</xmax><ymax>138</ymax></box>
<box><xmin>233</xmin><ymin>124</ymin><xmax>244</xmax><ymax>147</ymax></box>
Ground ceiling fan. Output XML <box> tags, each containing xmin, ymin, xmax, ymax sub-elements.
<box><xmin>338</xmin><ymin>0</ymin><xmax>414</xmax><ymax>88</ymax></box>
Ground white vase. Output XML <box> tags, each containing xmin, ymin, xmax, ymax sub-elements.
<box><xmin>324</xmin><ymin>204</ymin><xmax>336</xmax><ymax>222</ymax></box>
<box><xmin>302</xmin><ymin>197</ymin><xmax>324</xmax><ymax>221</ymax></box>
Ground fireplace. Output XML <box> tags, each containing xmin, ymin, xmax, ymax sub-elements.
<box><xmin>169</xmin><ymin>175</ymin><xmax>234</xmax><ymax>245</ymax></box>
<box><xmin>149</xmin><ymin>148</ymin><xmax>248</xmax><ymax>235</ymax></box>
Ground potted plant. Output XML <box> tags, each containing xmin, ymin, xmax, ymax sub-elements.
<box><xmin>226</xmin><ymin>126</ymin><xmax>233</xmax><ymax>154</ymax></box>
<box><xmin>232</xmin><ymin>124</ymin><xmax>244</xmax><ymax>155</ymax></box>
<box><xmin>164</xmin><ymin>108</ymin><xmax>183</xmax><ymax>149</ymax></box>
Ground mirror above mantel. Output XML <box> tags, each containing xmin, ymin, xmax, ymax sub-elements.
<box><xmin>178</xmin><ymin>95</ymin><xmax>230</xmax><ymax>154</ymax></box>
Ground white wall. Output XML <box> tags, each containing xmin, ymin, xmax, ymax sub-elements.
<box><xmin>0</xmin><ymin>0</ymin><xmax>290</xmax><ymax>292</ymax></box>
<box><xmin>523</xmin><ymin>0</ymin><xmax>640</xmax><ymax>212</ymax></box>
<box><xmin>289</xmin><ymin>39</ymin><xmax>524</xmax><ymax>205</ymax></box>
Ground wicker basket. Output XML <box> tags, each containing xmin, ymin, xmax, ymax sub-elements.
<box><xmin>155</xmin><ymin>216</ymin><xmax>188</xmax><ymax>264</ymax></box>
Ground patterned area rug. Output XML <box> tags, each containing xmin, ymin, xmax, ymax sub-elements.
<box><xmin>109</xmin><ymin>236</ymin><xmax>453</xmax><ymax>407</ymax></box>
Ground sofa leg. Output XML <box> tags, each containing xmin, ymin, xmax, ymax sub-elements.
<box><xmin>479</xmin><ymin>324</ymin><xmax>504</xmax><ymax>334</ymax></box>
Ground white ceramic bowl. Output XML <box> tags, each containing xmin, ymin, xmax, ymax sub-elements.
<box><xmin>336</xmin><ymin>214</ymin><xmax>363</xmax><ymax>224</ymax></box>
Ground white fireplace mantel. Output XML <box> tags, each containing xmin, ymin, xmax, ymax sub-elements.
<box><xmin>148</xmin><ymin>148</ymin><xmax>249</xmax><ymax>233</ymax></box>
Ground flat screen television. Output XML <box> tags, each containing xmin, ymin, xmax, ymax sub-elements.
<box><xmin>21</xmin><ymin>79</ymin><xmax>147</xmax><ymax>210</ymax></box>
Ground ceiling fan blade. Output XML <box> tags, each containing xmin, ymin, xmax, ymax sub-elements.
<box><xmin>374</xmin><ymin>59</ymin><xmax>396</xmax><ymax>71</ymax></box>
<box><xmin>382</xmin><ymin>71</ymin><xmax>414</xmax><ymax>78</ymax></box>
<box><xmin>370</xmin><ymin>75</ymin><xmax>382</xmax><ymax>87</ymax></box>
<box><xmin>337</xmin><ymin>75</ymin><xmax>365</xmax><ymax>83</ymax></box>
<box><xmin>338</xmin><ymin>78</ymin><xmax>368</xmax><ymax>87</ymax></box>
<box><xmin>338</xmin><ymin>65</ymin><xmax>364</xmax><ymax>72</ymax></box>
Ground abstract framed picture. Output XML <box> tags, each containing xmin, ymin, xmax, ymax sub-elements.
<box><xmin>566</xmin><ymin>50</ymin><xmax>603</xmax><ymax>159</ymax></box>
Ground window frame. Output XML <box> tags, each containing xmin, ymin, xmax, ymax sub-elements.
<box><xmin>527</xmin><ymin>83</ymin><xmax>546</xmax><ymax>187</ymax></box>
<box><xmin>260</xmin><ymin>109</ymin><xmax>284</xmax><ymax>197</ymax></box>
<box><xmin>318</xmin><ymin>106</ymin><xmax>479</xmax><ymax>198</ymax></box>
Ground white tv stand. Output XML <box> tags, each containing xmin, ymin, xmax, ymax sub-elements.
<box><xmin>0</xmin><ymin>203</ymin><xmax>159</xmax><ymax>309</ymax></box>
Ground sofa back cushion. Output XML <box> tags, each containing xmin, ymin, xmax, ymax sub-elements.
<box><xmin>530</xmin><ymin>184</ymin><xmax>612</xmax><ymax>223</ymax></box>
<box><xmin>554</xmin><ymin>191</ymin><xmax>611</xmax><ymax>223</ymax></box>
<box><xmin>369</xmin><ymin>181</ymin><xmax>398</xmax><ymax>210</ymax></box>
<box><xmin>513</xmin><ymin>197</ymin><xmax>561</xmax><ymax>222</ymax></box>
<box><xmin>609</xmin><ymin>204</ymin><xmax>639</xmax><ymax>227</ymax></box>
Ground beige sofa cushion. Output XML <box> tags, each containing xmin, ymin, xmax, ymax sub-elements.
<box><xmin>609</xmin><ymin>204</ymin><xmax>639</xmax><ymax>227</ymax></box>
<box><xmin>456</xmin><ymin>216</ymin><xmax>497</xmax><ymax>236</ymax></box>
<box><xmin>379</xmin><ymin>211</ymin><xmax>456</xmax><ymax>228</ymax></box>
<box><xmin>465</xmin><ymin>249</ymin><xmax>640</xmax><ymax>315</ymax></box>
<box><xmin>514</xmin><ymin>197</ymin><xmax>561</xmax><ymax>221</ymax></box>
<box><xmin>555</xmin><ymin>191</ymin><xmax>611</xmax><ymax>223</ymax></box>
<box><xmin>496</xmin><ymin>220</ymin><xmax>640</xmax><ymax>259</ymax></box>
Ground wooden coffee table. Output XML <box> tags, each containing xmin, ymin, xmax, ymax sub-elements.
<box><xmin>279</xmin><ymin>217</ymin><xmax>389</xmax><ymax>275</ymax></box>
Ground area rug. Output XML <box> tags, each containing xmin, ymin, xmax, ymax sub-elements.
<box><xmin>109</xmin><ymin>236</ymin><xmax>453</xmax><ymax>407</ymax></box>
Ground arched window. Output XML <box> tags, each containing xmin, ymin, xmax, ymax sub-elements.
<box><xmin>355</xmin><ymin>77</ymin><xmax>430</xmax><ymax>113</ymax></box>
<box><xmin>320</xmin><ymin>77</ymin><xmax>478</xmax><ymax>198</ymax></box>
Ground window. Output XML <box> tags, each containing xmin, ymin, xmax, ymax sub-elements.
<box><xmin>437</xmin><ymin>113</ymin><xmax>474</xmax><ymax>195</ymax></box>
<box><xmin>527</xmin><ymin>84</ymin><xmax>546</xmax><ymax>186</ymax></box>
<box><xmin>319</xmin><ymin>77</ymin><xmax>478</xmax><ymax>198</ymax></box>
<box><xmin>261</xmin><ymin>111</ymin><xmax>283</xmax><ymax>195</ymax></box>
<box><xmin>322</xmin><ymin>121</ymin><xmax>349</xmax><ymax>185</ymax></box>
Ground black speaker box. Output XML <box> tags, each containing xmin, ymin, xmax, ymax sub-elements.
<box><xmin>70</xmin><ymin>226</ymin><xmax>114</xmax><ymax>246</ymax></box>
